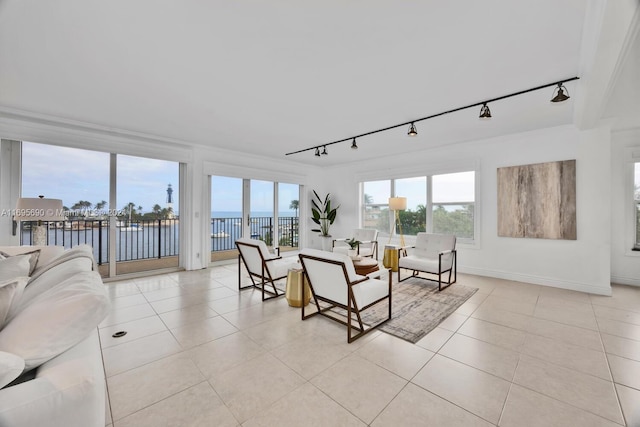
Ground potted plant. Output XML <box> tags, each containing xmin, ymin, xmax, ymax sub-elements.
<box><xmin>311</xmin><ymin>191</ymin><xmax>339</xmax><ymax>250</ymax></box>
<box><xmin>346</xmin><ymin>237</ymin><xmax>361</xmax><ymax>258</ymax></box>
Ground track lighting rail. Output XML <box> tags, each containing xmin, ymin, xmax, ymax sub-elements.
<box><xmin>285</xmin><ymin>76</ymin><xmax>579</xmax><ymax>156</ymax></box>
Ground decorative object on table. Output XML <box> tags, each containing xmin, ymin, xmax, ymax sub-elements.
<box><xmin>13</xmin><ymin>196</ymin><xmax>65</xmax><ymax>246</ymax></box>
<box><xmin>398</xmin><ymin>232</ymin><xmax>457</xmax><ymax>291</ymax></box>
<box><xmin>388</xmin><ymin>197</ymin><xmax>407</xmax><ymax>247</ymax></box>
<box><xmin>345</xmin><ymin>237</ymin><xmax>361</xmax><ymax>258</ymax></box>
<box><xmin>285</xmin><ymin>268</ymin><xmax>311</xmax><ymax>307</ymax></box>
<box><xmin>361</xmin><ymin>277</ymin><xmax>477</xmax><ymax>343</ymax></box>
<box><xmin>497</xmin><ymin>160</ymin><xmax>576</xmax><ymax>240</ymax></box>
<box><xmin>332</xmin><ymin>229</ymin><xmax>379</xmax><ymax>258</ymax></box>
<box><xmin>310</xmin><ymin>190</ymin><xmax>339</xmax><ymax>237</ymax></box>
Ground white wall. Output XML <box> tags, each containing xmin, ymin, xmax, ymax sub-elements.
<box><xmin>313</xmin><ymin>124</ymin><xmax>613</xmax><ymax>295</ymax></box>
<box><xmin>0</xmin><ymin>113</ymin><xmax>620</xmax><ymax>295</ymax></box>
<box><xmin>610</xmin><ymin>128</ymin><xmax>640</xmax><ymax>286</ymax></box>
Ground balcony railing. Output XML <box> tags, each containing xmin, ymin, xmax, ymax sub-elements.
<box><xmin>19</xmin><ymin>216</ymin><xmax>299</xmax><ymax>262</ymax></box>
<box><xmin>210</xmin><ymin>216</ymin><xmax>299</xmax><ymax>251</ymax></box>
<box><xmin>20</xmin><ymin>218</ymin><xmax>180</xmax><ymax>264</ymax></box>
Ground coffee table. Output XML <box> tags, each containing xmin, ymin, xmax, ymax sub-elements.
<box><xmin>352</xmin><ymin>257</ymin><xmax>380</xmax><ymax>275</ymax></box>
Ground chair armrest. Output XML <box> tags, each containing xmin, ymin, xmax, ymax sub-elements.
<box><xmin>366</xmin><ymin>268</ymin><xmax>390</xmax><ymax>280</ymax></box>
<box><xmin>273</xmin><ymin>247</ymin><xmax>280</xmax><ymax>256</ymax></box>
<box><xmin>332</xmin><ymin>238</ymin><xmax>348</xmax><ymax>247</ymax></box>
<box><xmin>439</xmin><ymin>249</ymin><xmax>454</xmax><ymax>255</ymax></box>
<box><xmin>348</xmin><ymin>276</ymin><xmax>370</xmax><ymax>286</ymax></box>
<box><xmin>264</xmin><ymin>256</ymin><xmax>282</xmax><ymax>262</ymax></box>
<box><xmin>358</xmin><ymin>240</ymin><xmax>375</xmax><ymax>244</ymax></box>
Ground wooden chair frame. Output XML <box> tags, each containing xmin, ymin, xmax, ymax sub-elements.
<box><xmin>236</xmin><ymin>240</ymin><xmax>285</xmax><ymax>301</ymax></box>
<box><xmin>398</xmin><ymin>248</ymin><xmax>457</xmax><ymax>291</ymax></box>
<box><xmin>299</xmin><ymin>253</ymin><xmax>392</xmax><ymax>343</ymax></box>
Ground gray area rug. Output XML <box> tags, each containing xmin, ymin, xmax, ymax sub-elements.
<box><xmin>362</xmin><ymin>278</ymin><xmax>478</xmax><ymax>344</ymax></box>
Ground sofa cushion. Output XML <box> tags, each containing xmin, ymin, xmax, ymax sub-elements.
<box><xmin>0</xmin><ymin>249</ymin><xmax>40</xmax><ymax>275</ymax></box>
<box><xmin>0</xmin><ymin>246</ymin><xmax>64</xmax><ymax>272</ymax></box>
<box><xmin>0</xmin><ymin>277</ymin><xmax>28</xmax><ymax>330</ymax></box>
<box><xmin>0</xmin><ymin>256</ymin><xmax>31</xmax><ymax>282</ymax></box>
<box><xmin>0</xmin><ymin>351</ymin><xmax>24</xmax><ymax>389</ymax></box>
<box><xmin>15</xmin><ymin>249</ymin><xmax>96</xmax><ymax>317</ymax></box>
<box><xmin>0</xmin><ymin>271</ymin><xmax>109</xmax><ymax>371</ymax></box>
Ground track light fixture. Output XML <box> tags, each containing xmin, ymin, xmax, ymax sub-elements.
<box><xmin>286</xmin><ymin>76</ymin><xmax>579</xmax><ymax>157</ymax></box>
<box><xmin>550</xmin><ymin>83</ymin><xmax>570</xmax><ymax>103</ymax></box>
<box><xmin>479</xmin><ymin>103</ymin><xmax>492</xmax><ymax>120</ymax></box>
<box><xmin>407</xmin><ymin>122</ymin><xmax>418</xmax><ymax>137</ymax></box>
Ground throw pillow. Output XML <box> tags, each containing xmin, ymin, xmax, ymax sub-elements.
<box><xmin>0</xmin><ymin>249</ymin><xmax>40</xmax><ymax>275</ymax></box>
<box><xmin>0</xmin><ymin>255</ymin><xmax>31</xmax><ymax>281</ymax></box>
<box><xmin>0</xmin><ymin>351</ymin><xmax>25</xmax><ymax>389</ymax></box>
<box><xmin>0</xmin><ymin>277</ymin><xmax>29</xmax><ymax>330</ymax></box>
<box><xmin>0</xmin><ymin>271</ymin><xmax>109</xmax><ymax>371</ymax></box>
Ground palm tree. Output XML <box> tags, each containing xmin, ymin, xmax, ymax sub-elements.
<box><xmin>95</xmin><ymin>200</ymin><xmax>107</xmax><ymax>210</ymax></box>
<box><xmin>364</xmin><ymin>193</ymin><xmax>373</xmax><ymax>204</ymax></box>
<box><xmin>152</xmin><ymin>204</ymin><xmax>162</xmax><ymax>219</ymax></box>
<box><xmin>289</xmin><ymin>200</ymin><xmax>299</xmax><ymax>217</ymax></box>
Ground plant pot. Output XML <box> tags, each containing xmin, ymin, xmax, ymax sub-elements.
<box><xmin>347</xmin><ymin>249</ymin><xmax>357</xmax><ymax>258</ymax></box>
<box><xmin>319</xmin><ymin>235</ymin><xmax>332</xmax><ymax>251</ymax></box>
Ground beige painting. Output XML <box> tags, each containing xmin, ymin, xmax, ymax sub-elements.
<box><xmin>497</xmin><ymin>160</ymin><xmax>576</xmax><ymax>240</ymax></box>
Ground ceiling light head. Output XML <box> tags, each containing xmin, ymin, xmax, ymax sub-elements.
<box><xmin>321</xmin><ymin>146</ymin><xmax>328</xmax><ymax>155</ymax></box>
<box><xmin>550</xmin><ymin>83</ymin><xmax>570</xmax><ymax>103</ymax></box>
<box><xmin>351</xmin><ymin>138</ymin><xmax>358</xmax><ymax>149</ymax></box>
<box><xmin>479</xmin><ymin>103</ymin><xmax>492</xmax><ymax>120</ymax></box>
<box><xmin>314</xmin><ymin>147</ymin><xmax>320</xmax><ymax>157</ymax></box>
<box><xmin>407</xmin><ymin>122</ymin><xmax>418</xmax><ymax>137</ymax></box>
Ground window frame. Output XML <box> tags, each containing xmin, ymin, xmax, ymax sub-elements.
<box><xmin>359</xmin><ymin>167</ymin><xmax>479</xmax><ymax>245</ymax></box>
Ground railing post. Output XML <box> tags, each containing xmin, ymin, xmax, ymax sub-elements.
<box><xmin>98</xmin><ymin>220</ymin><xmax>103</xmax><ymax>265</ymax></box>
<box><xmin>158</xmin><ymin>219</ymin><xmax>162</xmax><ymax>259</ymax></box>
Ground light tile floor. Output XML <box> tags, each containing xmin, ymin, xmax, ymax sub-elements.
<box><xmin>101</xmin><ymin>264</ymin><xmax>640</xmax><ymax>426</ymax></box>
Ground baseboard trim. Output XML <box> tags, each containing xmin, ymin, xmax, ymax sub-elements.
<box><xmin>610</xmin><ymin>275</ymin><xmax>640</xmax><ymax>287</ymax></box>
<box><xmin>459</xmin><ymin>266</ymin><xmax>612</xmax><ymax>296</ymax></box>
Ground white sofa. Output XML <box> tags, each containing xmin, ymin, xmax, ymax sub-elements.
<box><xmin>0</xmin><ymin>245</ymin><xmax>109</xmax><ymax>427</ymax></box>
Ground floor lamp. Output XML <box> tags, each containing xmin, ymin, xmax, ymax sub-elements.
<box><xmin>388</xmin><ymin>197</ymin><xmax>407</xmax><ymax>247</ymax></box>
<box><xmin>14</xmin><ymin>196</ymin><xmax>65</xmax><ymax>246</ymax></box>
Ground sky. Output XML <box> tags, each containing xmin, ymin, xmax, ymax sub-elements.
<box><xmin>22</xmin><ymin>142</ymin><xmax>179</xmax><ymax>213</ymax></box>
<box><xmin>363</xmin><ymin>171</ymin><xmax>475</xmax><ymax>211</ymax></box>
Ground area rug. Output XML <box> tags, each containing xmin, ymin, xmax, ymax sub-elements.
<box><xmin>361</xmin><ymin>278</ymin><xmax>478</xmax><ymax>344</ymax></box>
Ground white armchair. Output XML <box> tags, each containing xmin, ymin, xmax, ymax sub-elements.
<box><xmin>298</xmin><ymin>248</ymin><xmax>391</xmax><ymax>343</ymax></box>
<box><xmin>332</xmin><ymin>229</ymin><xmax>379</xmax><ymax>259</ymax></box>
<box><xmin>235</xmin><ymin>238</ymin><xmax>299</xmax><ymax>301</ymax></box>
<box><xmin>398</xmin><ymin>233</ymin><xmax>457</xmax><ymax>291</ymax></box>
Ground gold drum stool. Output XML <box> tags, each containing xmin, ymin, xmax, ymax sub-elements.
<box><xmin>285</xmin><ymin>268</ymin><xmax>311</xmax><ymax>307</ymax></box>
<box><xmin>383</xmin><ymin>245</ymin><xmax>400</xmax><ymax>272</ymax></box>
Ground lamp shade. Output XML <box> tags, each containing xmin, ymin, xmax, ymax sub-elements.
<box><xmin>14</xmin><ymin>197</ymin><xmax>65</xmax><ymax>221</ymax></box>
<box><xmin>388</xmin><ymin>197</ymin><xmax>407</xmax><ymax>211</ymax></box>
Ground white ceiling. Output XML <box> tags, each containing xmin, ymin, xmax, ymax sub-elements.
<box><xmin>0</xmin><ymin>1</ymin><xmax>600</xmax><ymax>166</ymax></box>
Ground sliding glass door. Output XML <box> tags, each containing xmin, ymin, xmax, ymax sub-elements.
<box><xmin>210</xmin><ymin>177</ymin><xmax>300</xmax><ymax>261</ymax></box>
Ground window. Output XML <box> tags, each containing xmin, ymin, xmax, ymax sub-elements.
<box><xmin>362</xmin><ymin>180</ymin><xmax>391</xmax><ymax>237</ymax></box>
<box><xmin>21</xmin><ymin>141</ymin><xmax>182</xmax><ymax>276</ymax></box>
<box><xmin>361</xmin><ymin>170</ymin><xmax>476</xmax><ymax>242</ymax></box>
<box><xmin>432</xmin><ymin>171</ymin><xmax>475</xmax><ymax>239</ymax></box>
<box><xmin>635</xmin><ymin>162</ymin><xmax>640</xmax><ymax>250</ymax></box>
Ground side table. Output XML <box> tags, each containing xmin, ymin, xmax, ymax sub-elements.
<box><xmin>285</xmin><ymin>268</ymin><xmax>311</xmax><ymax>307</ymax></box>
<box><xmin>352</xmin><ymin>257</ymin><xmax>380</xmax><ymax>276</ymax></box>
<box><xmin>383</xmin><ymin>245</ymin><xmax>400</xmax><ymax>272</ymax></box>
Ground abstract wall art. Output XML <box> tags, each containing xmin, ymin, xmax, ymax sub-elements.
<box><xmin>497</xmin><ymin>160</ymin><xmax>576</xmax><ymax>240</ymax></box>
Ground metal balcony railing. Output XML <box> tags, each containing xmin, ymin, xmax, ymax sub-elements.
<box><xmin>210</xmin><ymin>216</ymin><xmax>299</xmax><ymax>251</ymax></box>
<box><xmin>19</xmin><ymin>218</ymin><xmax>180</xmax><ymax>264</ymax></box>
